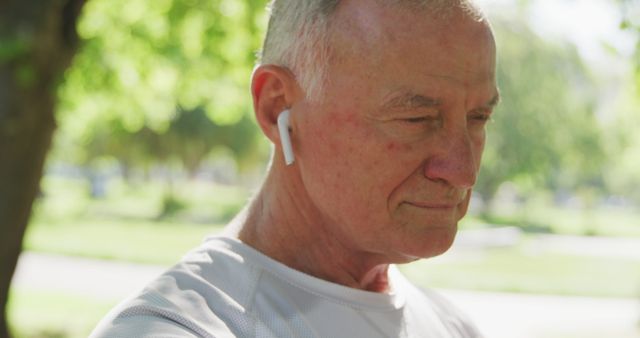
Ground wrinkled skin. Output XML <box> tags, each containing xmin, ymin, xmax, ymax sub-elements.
<box><xmin>236</xmin><ymin>1</ymin><xmax>499</xmax><ymax>292</ymax></box>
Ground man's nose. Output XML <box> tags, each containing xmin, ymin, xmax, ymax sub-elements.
<box><xmin>423</xmin><ymin>131</ymin><xmax>478</xmax><ymax>189</ymax></box>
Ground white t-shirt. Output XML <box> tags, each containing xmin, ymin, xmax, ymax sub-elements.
<box><xmin>90</xmin><ymin>237</ymin><xmax>482</xmax><ymax>338</ymax></box>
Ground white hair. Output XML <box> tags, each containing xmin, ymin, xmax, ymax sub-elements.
<box><xmin>259</xmin><ymin>0</ymin><xmax>485</xmax><ymax>101</ymax></box>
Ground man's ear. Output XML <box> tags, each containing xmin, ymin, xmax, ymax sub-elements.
<box><xmin>251</xmin><ymin>65</ymin><xmax>301</xmax><ymax>144</ymax></box>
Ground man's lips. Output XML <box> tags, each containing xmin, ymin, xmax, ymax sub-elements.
<box><xmin>405</xmin><ymin>201</ymin><xmax>460</xmax><ymax>209</ymax></box>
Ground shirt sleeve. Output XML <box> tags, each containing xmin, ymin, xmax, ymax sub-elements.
<box><xmin>89</xmin><ymin>308</ymin><xmax>202</xmax><ymax>338</ymax></box>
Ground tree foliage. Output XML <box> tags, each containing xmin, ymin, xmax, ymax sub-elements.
<box><xmin>55</xmin><ymin>0</ymin><xmax>269</xmax><ymax>172</ymax></box>
<box><xmin>604</xmin><ymin>0</ymin><xmax>640</xmax><ymax>204</ymax></box>
<box><xmin>476</xmin><ymin>14</ymin><xmax>606</xmax><ymax>201</ymax></box>
<box><xmin>604</xmin><ymin>86</ymin><xmax>640</xmax><ymax>203</ymax></box>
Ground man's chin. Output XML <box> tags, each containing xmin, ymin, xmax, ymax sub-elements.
<box><xmin>392</xmin><ymin>224</ymin><xmax>459</xmax><ymax>262</ymax></box>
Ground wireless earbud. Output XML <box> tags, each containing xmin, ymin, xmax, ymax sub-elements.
<box><xmin>277</xmin><ymin>109</ymin><xmax>295</xmax><ymax>165</ymax></box>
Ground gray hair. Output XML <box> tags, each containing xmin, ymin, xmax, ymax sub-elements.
<box><xmin>259</xmin><ymin>0</ymin><xmax>485</xmax><ymax>100</ymax></box>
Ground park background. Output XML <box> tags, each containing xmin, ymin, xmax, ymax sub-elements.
<box><xmin>2</xmin><ymin>0</ymin><xmax>640</xmax><ymax>337</ymax></box>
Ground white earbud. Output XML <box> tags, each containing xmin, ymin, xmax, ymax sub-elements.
<box><xmin>277</xmin><ymin>109</ymin><xmax>295</xmax><ymax>165</ymax></box>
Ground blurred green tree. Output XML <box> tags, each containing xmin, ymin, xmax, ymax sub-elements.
<box><xmin>0</xmin><ymin>2</ymin><xmax>86</xmax><ymax>337</ymax></box>
<box><xmin>603</xmin><ymin>84</ymin><xmax>640</xmax><ymax>204</ymax></box>
<box><xmin>55</xmin><ymin>0</ymin><xmax>269</xmax><ymax>181</ymax></box>
<box><xmin>476</xmin><ymin>15</ymin><xmax>606</xmax><ymax>207</ymax></box>
<box><xmin>607</xmin><ymin>0</ymin><xmax>640</xmax><ymax>204</ymax></box>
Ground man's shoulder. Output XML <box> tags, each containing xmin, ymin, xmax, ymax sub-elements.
<box><xmin>90</xmin><ymin>237</ymin><xmax>259</xmax><ymax>338</ymax></box>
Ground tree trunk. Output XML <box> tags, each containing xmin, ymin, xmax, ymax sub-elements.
<box><xmin>0</xmin><ymin>1</ymin><xmax>85</xmax><ymax>337</ymax></box>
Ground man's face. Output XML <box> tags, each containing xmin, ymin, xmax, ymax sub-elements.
<box><xmin>293</xmin><ymin>3</ymin><xmax>498</xmax><ymax>261</ymax></box>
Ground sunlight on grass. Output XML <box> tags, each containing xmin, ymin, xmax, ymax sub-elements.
<box><xmin>402</xmin><ymin>246</ymin><xmax>640</xmax><ymax>298</ymax></box>
<box><xmin>24</xmin><ymin>221</ymin><xmax>221</xmax><ymax>265</ymax></box>
<box><xmin>26</xmin><ymin>175</ymin><xmax>242</xmax><ymax>264</ymax></box>
<box><xmin>8</xmin><ymin>287</ymin><xmax>116</xmax><ymax>338</ymax></box>
<box><xmin>34</xmin><ymin>175</ymin><xmax>251</xmax><ymax>223</ymax></box>
<box><xmin>473</xmin><ymin>202</ymin><xmax>640</xmax><ymax>237</ymax></box>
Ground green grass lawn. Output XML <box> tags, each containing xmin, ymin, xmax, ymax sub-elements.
<box><xmin>24</xmin><ymin>220</ymin><xmax>220</xmax><ymax>265</ymax></box>
<box><xmin>481</xmin><ymin>204</ymin><xmax>640</xmax><ymax>237</ymax></box>
<box><xmin>24</xmin><ymin>175</ymin><xmax>241</xmax><ymax>263</ymax></box>
<box><xmin>402</xmin><ymin>247</ymin><xmax>640</xmax><ymax>298</ymax></box>
<box><xmin>8</xmin><ymin>287</ymin><xmax>116</xmax><ymax>338</ymax></box>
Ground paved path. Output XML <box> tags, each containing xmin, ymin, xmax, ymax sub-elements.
<box><xmin>12</xmin><ymin>252</ymin><xmax>640</xmax><ymax>338</ymax></box>
<box><xmin>441</xmin><ymin>289</ymin><xmax>639</xmax><ymax>338</ymax></box>
<box><xmin>525</xmin><ymin>234</ymin><xmax>640</xmax><ymax>260</ymax></box>
<box><xmin>452</xmin><ymin>227</ymin><xmax>640</xmax><ymax>260</ymax></box>
<box><xmin>12</xmin><ymin>252</ymin><xmax>167</xmax><ymax>301</ymax></box>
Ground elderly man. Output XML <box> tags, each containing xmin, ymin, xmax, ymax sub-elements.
<box><xmin>91</xmin><ymin>0</ymin><xmax>498</xmax><ymax>337</ymax></box>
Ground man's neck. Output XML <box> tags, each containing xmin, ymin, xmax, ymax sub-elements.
<box><xmin>230</xmin><ymin>167</ymin><xmax>392</xmax><ymax>293</ymax></box>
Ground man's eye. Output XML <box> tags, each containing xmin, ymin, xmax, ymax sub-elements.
<box><xmin>471</xmin><ymin>115</ymin><xmax>490</xmax><ymax>121</ymax></box>
<box><xmin>401</xmin><ymin>116</ymin><xmax>439</xmax><ymax>124</ymax></box>
<box><xmin>469</xmin><ymin>112</ymin><xmax>492</xmax><ymax>123</ymax></box>
<box><xmin>404</xmin><ymin>117</ymin><xmax>428</xmax><ymax>123</ymax></box>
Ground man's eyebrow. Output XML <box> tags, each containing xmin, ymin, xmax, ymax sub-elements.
<box><xmin>382</xmin><ymin>93</ymin><xmax>442</xmax><ymax>110</ymax></box>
